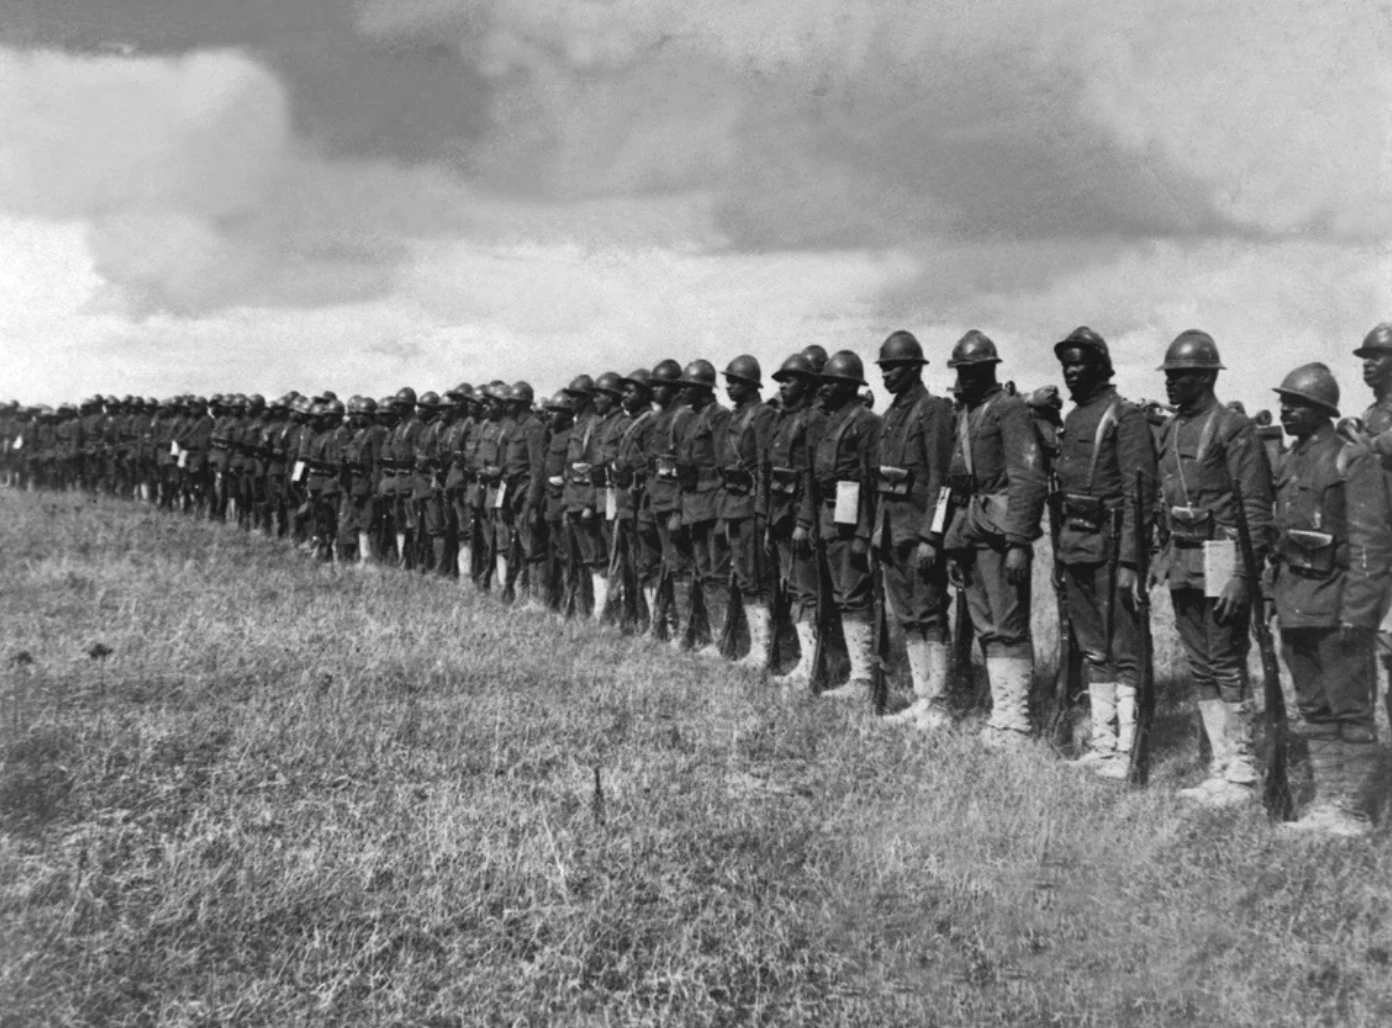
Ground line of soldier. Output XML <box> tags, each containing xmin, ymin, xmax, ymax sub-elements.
<box><xmin>5</xmin><ymin>323</ymin><xmax>1392</xmax><ymax>838</ymax></box>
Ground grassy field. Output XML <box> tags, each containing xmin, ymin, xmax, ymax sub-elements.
<box><xmin>2</xmin><ymin>488</ymin><xmax>1390</xmax><ymax>1027</ymax></box>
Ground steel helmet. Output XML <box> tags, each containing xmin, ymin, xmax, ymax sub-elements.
<box><xmin>821</xmin><ymin>350</ymin><xmax>867</xmax><ymax>386</ymax></box>
<box><xmin>564</xmin><ymin>374</ymin><xmax>595</xmax><ymax>396</ymax></box>
<box><xmin>359</xmin><ymin>396</ymin><xmax>378</xmax><ymax>415</ymax></box>
<box><xmin>947</xmin><ymin>330</ymin><xmax>1002</xmax><ymax>368</ymax></box>
<box><xmin>772</xmin><ymin>353</ymin><xmax>818</xmax><ymax>382</ymax></box>
<box><xmin>292</xmin><ymin>395</ymin><xmax>313</xmax><ymax>415</ymax></box>
<box><xmin>321</xmin><ymin>398</ymin><xmax>345</xmax><ymax>418</ymax></box>
<box><xmin>1158</xmin><ymin>330</ymin><xmax>1225</xmax><ymax>371</ymax></box>
<box><xmin>876</xmin><ymin>330</ymin><xmax>927</xmax><ymax>366</ymax></box>
<box><xmin>650</xmin><ymin>359</ymin><xmax>683</xmax><ymax>384</ymax></box>
<box><xmin>593</xmin><ymin>372</ymin><xmax>624</xmax><ymax>397</ymax></box>
<box><xmin>377</xmin><ymin>395</ymin><xmax>396</xmax><ymax>412</ymax></box>
<box><xmin>247</xmin><ymin>394</ymin><xmax>265</xmax><ymax>411</ymax></box>
<box><xmin>619</xmin><ymin>368</ymin><xmax>652</xmax><ymax>391</ymax></box>
<box><xmin>416</xmin><ymin>391</ymin><xmax>442</xmax><ymax>410</ymax></box>
<box><xmin>544</xmin><ymin>390</ymin><xmax>575</xmax><ymax>412</ymax></box>
<box><xmin>346</xmin><ymin>395</ymin><xmax>366</xmax><ymax>415</ymax></box>
<box><xmin>511</xmin><ymin>381</ymin><xmax>535</xmax><ymax>405</ymax></box>
<box><xmin>481</xmin><ymin>380</ymin><xmax>510</xmax><ymax>402</ymax></box>
<box><xmin>1274</xmin><ymin>362</ymin><xmax>1340</xmax><ymax>416</ymax></box>
<box><xmin>394</xmin><ymin>387</ymin><xmax>417</xmax><ymax>407</ymax></box>
<box><xmin>801</xmin><ymin>344</ymin><xmax>829</xmax><ymax>373</ymax></box>
<box><xmin>1353</xmin><ymin>322</ymin><xmax>1392</xmax><ymax>358</ymax></box>
<box><xmin>444</xmin><ymin>382</ymin><xmax>474</xmax><ymax>401</ymax></box>
<box><xmin>1053</xmin><ymin>326</ymin><xmax>1112</xmax><ymax>371</ymax></box>
<box><xmin>722</xmin><ymin>355</ymin><xmax>762</xmax><ymax>386</ymax></box>
<box><xmin>679</xmin><ymin>359</ymin><xmax>717</xmax><ymax>389</ymax></box>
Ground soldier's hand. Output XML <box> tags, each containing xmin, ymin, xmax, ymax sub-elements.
<box><xmin>914</xmin><ymin>541</ymin><xmax>937</xmax><ymax>574</ymax></box>
<box><xmin>1004</xmin><ymin>545</ymin><xmax>1031</xmax><ymax>585</ymax></box>
<box><xmin>947</xmin><ymin>557</ymin><xmax>966</xmax><ymax>589</ymax></box>
<box><xmin>667</xmin><ymin>512</ymin><xmax>682</xmax><ymax>534</ymax></box>
<box><xmin>1214</xmin><ymin>576</ymin><xmax>1249</xmax><ymax>623</ymax></box>
<box><xmin>850</xmin><ymin>536</ymin><xmax>869</xmax><ymax>568</ymax></box>
<box><xmin>792</xmin><ymin>525</ymin><xmax>811</xmax><ymax>556</ymax></box>
<box><xmin>1116</xmin><ymin>566</ymin><xmax>1139</xmax><ymax>610</ymax></box>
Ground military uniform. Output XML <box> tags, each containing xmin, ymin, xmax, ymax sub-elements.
<box><xmin>677</xmin><ymin>392</ymin><xmax>731</xmax><ymax>647</ymax></box>
<box><xmin>717</xmin><ymin>392</ymin><xmax>775</xmax><ymax>661</ymax></box>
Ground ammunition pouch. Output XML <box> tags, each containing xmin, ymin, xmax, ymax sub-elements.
<box><xmin>770</xmin><ymin>466</ymin><xmax>800</xmax><ymax>496</ymax></box>
<box><xmin>1280</xmin><ymin>528</ymin><xmax>1338</xmax><ymax>576</ymax></box>
<box><xmin>654</xmin><ymin>456</ymin><xmax>680</xmax><ymax>481</ymax></box>
<box><xmin>1063</xmin><ymin>493</ymin><xmax>1105</xmax><ymax>532</ymax></box>
<box><xmin>566</xmin><ymin>461</ymin><xmax>593</xmax><ymax>486</ymax></box>
<box><xmin>610</xmin><ymin>464</ymin><xmax>634</xmax><ymax>489</ymax></box>
<box><xmin>948</xmin><ymin>473</ymin><xmax>974</xmax><ymax>499</ymax></box>
<box><xmin>876</xmin><ymin>465</ymin><xmax>912</xmax><ymax>497</ymax></box>
<box><xmin>720</xmin><ymin>465</ymin><xmax>754</xmax><ymax>494</ymax></box>
<box><xmin>1167</xmin><ymin>505</ymin><xmax>1214</xmax><ymax>543</ymax></box>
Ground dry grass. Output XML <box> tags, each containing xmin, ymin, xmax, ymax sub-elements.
<box><xmin>2</xmin><ymin>490</ymin><xmax>1390</xmax><ymax>1027</ymax></box>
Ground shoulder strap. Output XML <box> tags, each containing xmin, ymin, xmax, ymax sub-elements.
<box><xmin>1085</xmin><ymin>399</ymin><xmax>1121</xmax><ymax>489</ymax></box>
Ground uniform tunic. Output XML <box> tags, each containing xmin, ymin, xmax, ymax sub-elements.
<box><xmin>811</xmin><ymin>400</ymin><xmax>879</xmax><ymax>618</ymax></box>
<box><xmin>768</xmin><ymin>399</ymin><xmax>825</xmax><ymax>624</ymax></box>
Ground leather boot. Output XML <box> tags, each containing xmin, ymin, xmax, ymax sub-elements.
<box><xmin>821</xmin><ymin>619</ymin><xmax>873</xmax><ymax>701</ymax></box>
<box><xmin>980</xmin><ymin>655</ymin><xmax>1033</xmax><ymax>747</ymax></box>
<box><xmin>737</xmin><ymin>604</ymin><xmax>770</xmax><ymax>669</ymax></box>
<box><xmin>457</xmin><ymin>544</ymin><xmax>471</xmax><ymax>583</ymax></box>
<box><xmin>1068</xmin><ymin>682</ymin><xmax>1117</xmax><ymax>767</ymax></box>
<box><xmin>1178</xmin><ymin>699</ymin><xmax>1230</xmax><ymax>801</ymax></box>
<box><xmin>884</xmin><ymin>638</ymin><xmax>950</xmax><ymax>729</ymax></box>
<box><xmin>1095</xmin><ymin>684</ymin><xmax>1137</xmax><ymax>779</ymax></box>
<box><xmin>357</xmin><ymin>531</ymin><xmax>372</xmax><ymax>565</ymax></box>
<box><xmin>773</xmin><ymin>622</ymin><xmax>817</xmax><ymax>691</ymax></box>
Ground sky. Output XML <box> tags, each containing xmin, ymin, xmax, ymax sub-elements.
<box><xmin>2</xmin><ymin>0</ymin><xmax>1390</xmax><ymax>414</ymax></box>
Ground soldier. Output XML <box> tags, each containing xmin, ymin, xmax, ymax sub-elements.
<box><xmin>644</xmin><ymin>359</ymin><xmax>693</xmax><ymax>640</ymax></box>
<box><xmin>718</xmin><ymin>355</ymin><xmax>777</xmax><ymax>667</ymax></box>
<box><xmin>1352</xmin><ymin>322</ymin><xmax>1392</xmax><ymax>729</ymax></box>
<box><xmin>209</xmin><ymin>396</ymin><xmax>235</xmax><ymax>519</ymax></box>
<box><xmin>471</xmin><ymin>383</ymin><xmax>509</xmax><ymax>589</ymax></box>
<box><xmin>1047</xmin><ymin>327</ymin><xmax>1158</xmax><ymax>775</ymax></box>
<box><xmin>943</xmin><ymin>331</ymin><xmax>1048</xmax><ymax>746</ymax></box>
<box><xmin>440</xmin><ymin>385</ymin><xmax>476</xmax><ymax>580</ymax></box>
<box><xmin>177</xmin><ymin>396</ymin><xmax>215</xmax><ymax>516</ymax></box>
<box><xmin>1268</xmin><ymin>363</ymin><xmax>1389</xmax><ymax>836</ymax></box>
<box><xmin>562</xmin><ymin>374</ymin><xmax>609</xmax><ymax>617</ymax></box>
<box><xmin>384</xmin><ymin>388</ymin><xmax>424</xmax><ymax>567</ymax></box>
<box><xmin>307</xmin><ymin>399</ymin><xmax>347</xmax><ymax>560</ymax></box>
<box><xmin>371</xmin><ymin>395</ymin><xmax>401</xmax><ymax>558</ymax></box>
<box><xmin>411</xmin><ymin>392</ymin><xmax>449</xmax><ymax>573</ymax></box>
<box><xmin>767</xmin><ymin>353</ymin><xmax>827</xmax><ymax>689</ymax></box>
<box><xmin>611</xmin><ymin>369</ymin><xmax>660</xmax><ymax>628</ymax></box>
<box><xmin>809</xmin><ymin>351</ymin><xmax>880</xmax><ymax>699</ymax></box>
<box><xmin>872</xmin><ymin>331</ymin><xmax>957</xmax><ymax>728</ymax></box>
<box><xmin>542</xmin><ymin>392</ymin><xmax>577</xmax><ymax>610</ymax></box>
<box><xmin>675</xmin><ymin>359</ymin><xmax>732</xmax><ymax>653</ymax></box>
<box><xmin>492</xmin><ymin>383</ymin><xmax>544</xmax><ymax>600</ymax></box>
<box><xmin>260</xmin><ymin>395</ymin><xmax>295</xmax><ymax>535</ymax></box>
<box><xmin>1152</xmin><ymin>330</ymin><xmax>1274</xmax><ymax>806</ymax></box>
<box><xmin>341</xmin><ymin>397</ymin><xmax>386</xmax><ymax>563</ymax></box>
<box><xmin>591</xmin><ymin>372</ymin><xmax>632</xmax><ymax>619</ymax></box>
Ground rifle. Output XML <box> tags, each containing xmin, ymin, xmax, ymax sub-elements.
<box><xmin>808</xmin><ymin>474</ymin><xmax>834</xmax><ymax>690</ymax></box>
<box><xmin>561</xmin><ymin>516</ymin><xmax>583</xmax><ymax>619</ymax></box>
<box><xmin>870</xmin><ymin>548</ymin><xmax>890</xmax><ymax>715</ymax></box>
<box><xmin>1047</xmin><ymin>477</ymin><xmax>1085</xmax><ymax>750</ymax></box>
<box><xmin>1231</xmin><ymin>481</ymin><xmax>1294</xmax><ymax>821</ymax></box>
<box><xmin>949</xmin><ymin>584</ymin><xmax>975</xmax><ymax>704</ymax></box>
<box><xmin>682</xmin><ymin>570</ymin><xmax>711</xmax><ymax>651</ymax></box>
<box><xmin>719</xmin><ymin>524</ymin><xmax>743</xmax><ymax>660</ymax></box>
<box><xmin>1128</xmin><ymin>470</ymin><xmax>1155</xmax><ymax>787</ymax></box>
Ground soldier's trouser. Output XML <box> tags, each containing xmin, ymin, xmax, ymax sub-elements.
<box><xmin>725</xmin><ymin>515</ymin><xmax>767</xmax><ymax>602</ymax></box>
<box><xmin>655</xmin><ymin>511</ymin><xmax>691</xmax><ymax>580</ymax></box>
<box><xmin>570</xmin><ymin>511</ymin><xmax>607</xmax><ymax>570</ymax></box>
<box><xmin>688</xmin><ymin>517</ymin><xmax>729</xmax><ymax>592</ymax></box>
<box><xmin>957</xmin><ymin>542</ymin><xmax>1032</xmax><ymax>659</ymax></box>
<box><xmin>771</xmin><ymin>522</ymin><xmax>819</xmax><ymax>624</ymax></box>
<box><xmin>882</xmin><ymin>538</ymin><xmax>949</xmax><ymax>641</ymax></box>
<box><xmin>1281</xmin><ymin>626</ymin><xmax>1377</xmax><ymax>738</ymax></box>
<box><xmin>1169</xmin><ymin>587</ymin><xmax>1249</xmax><ymax>703</ymax></box>
<box><xmin>822</xmin><ymin>526</ymin><xmax>873</xmax><ymax>619</ymax></box>
<box><xmin>1378</xmin><ymin>598</ymin><xmax>1392</xmax><ymax>725</ymax></box>
<box><xmin>1062</xmin><ymin>560</ymin><xmax>1142</xmax><ymax>689</ymax></box>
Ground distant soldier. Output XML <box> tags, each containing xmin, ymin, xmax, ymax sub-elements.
<box><xmin>767</xmin><ymin>353</ymin><xmax>827</xmax><ymax>689</ymax></box>
<box><xmin>384</xmin><ymin>388</ymin><xmax>424</xmax><ymax>567</ymax></box>
<box><xmin>643</xmin><ymin>360</ymin><xmax>693</xmax><ymax>640</ymax></box>
<box><xmin>810</xmin><ymin>351</ymin><xmax>881</xmax><ymax>699</ymax></box>
<box><xmin>1049</xmin><ymin>327</ymin><xmax>1157</xmax><ymax>775</ymax></box>
<box><xmin>472</xmin><ymin>383</ymin><xmax>510</xmax><ymax>589</ymax></box>
<box><xmin>1352</xmin><ymin>322</ymin><xmax>1392</xmax><ymax>729</ymax></box>
<box><xmin>943</xmin><ymin>331</ymin><xmax>1048</xmax><ymax>746</ymax></box>
<box><xmin>611</xmin><ymin>369</ymin><xmax>660</xmax><ymax>626</ymax></box>
<box><xmin>1153</xmin><ymin>330</ymin><xmax>1273</xmax><ymax>806</ymax></box>
<box><xmin>439</xmin><ymin>385</ymin><xmax>477</xmax><ymax>580</ymax></box>
<box><xmin>872</xmin><ymin>331</ymin><xmax>956</xmax><ymax>728</ymax></box>
<box><xmin>1269</xmin><ymin>363</ymin><xmax>1389</xmax><ymax>836</ymax></box>
<box><xmin>541</xmin><ymin>393</ymin><xmax>577</xmax><ymax>610</ymax></box>
<box><xmin>412</xmin><ymin>392</ymin><xmax>449</xmax><ymax>574</ymax></box>
<box><xmin>589</xmin><ymin>372</ymin><xmax>632</xmax><ymax>617</ymax></box>
<box><xmin>177</xmin><ymin>397</ymin><xmax>215</xmax><ymax>516</ymax></box>
<box><xmin>675</xmin><ymin>359</ymin><xmax>732</xmax><ymax>653</ymax></box>
<box><xmin>718</xmin><ymin>355</ymin><xmax>777</xmax><ymax>666</ymax></box>
<box><xmin>495</xmin><ymin>382</ymin><xmax>545</xmax><ymax>600</ymax></box>
<box><xmin>339</xmin><ymin>397</ymin><xmax>382</xmax><ymax>562</ymax></box>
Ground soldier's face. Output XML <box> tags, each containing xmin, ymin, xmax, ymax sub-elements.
<box><xmin>953</xmin><ymin>363</ymin><xmax>995</xmax><ymax>400</ymax></box>
<box><xmin>1279</xmin><ymin>397</ymin><xmax>1325</xmax><ymax>440</ymax></box>
<box><xmin>1362</xmin><ymin>353</ymin><xmax>1392</xmax><ymax>389</ymax></box>
<box><xmin>725</xmin><ymin>378</ymin><xmax>756</xmax><ymax>405</ymax></box>
<box><xmin>652</xmin><ymin>382</ymin><xmax>676</xmax><ymax>407</ymax></box>
<box><xmin>778</xmin><ymin>375</ymin><xmax>808</xmax><ymax>406</ymax></box>
<box><xmin>1059</xmin><ymin>347</ymin><xmax>1106</xmax><ymax>398</ymax></box>
<box><xmin>593</xmin><ymin>391</ymin><xmax>614</xmax><ymax>415</ymax></box>
<box><xmin>880</xmin><ymin>362</ymin><xmax>918</xmax><ymax>396</ymax></box>
<box><xmin>1164</xmin><ymin>368</ymin><xmax>1214</xmax><ymax>409</ymax></box>
<box><xmin>622</xmin><ymin>383</ymin><xmax>649</xmax><ymax>413</ymax></box>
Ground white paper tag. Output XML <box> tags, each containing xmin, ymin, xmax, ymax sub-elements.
<box><xmin>12</xmin><ymin>435</ymin><xmax>22</xmax><ymax>450</ymax></box>
<box><xmin>291</xmin><ymin>460</ymin><xmax>306</xmax><ymax>483</ymax></box>
<box><xmin>492</xmin><ymin>480</ymin><xmax>508</xmax><ymax>509</ymax></box>
<box><xmin>604</xmin><ymin>487</ymin><xmax>618</xmax><ymax>521</ymax></box>
<box><xmin>834</xmin><ymin>480</ymin><xmax>860</xmax><ymax>525</ymax></box>
<box><xmin>170</xmin><ymin>441</ymin><xmax>180</xmax><ymax>457</ymax></box>
<box><xmin>1203</xmin><ymin>539</ymin><xmax>1236</xmax><ymax>598</ymax></box>
<box><xmin>177</xmin><ymin>449</ymin><xmax>188</xmax><ymax>469</ymax></box>
<box><xmin>930</xmin><ymin>485</ymin><xmax>951</xmax><ymax>535</ymax></box>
